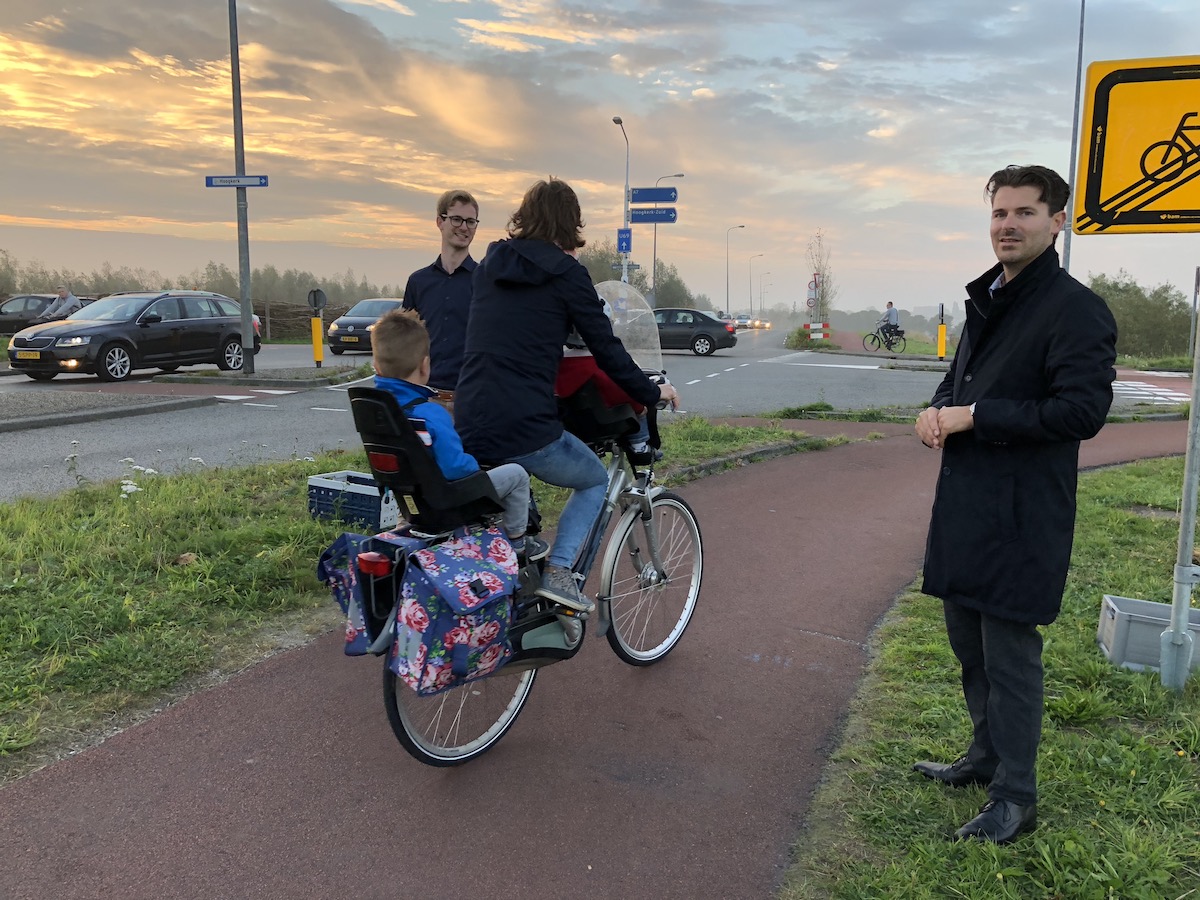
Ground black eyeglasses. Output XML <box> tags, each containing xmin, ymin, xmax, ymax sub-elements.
<box><xmin>440</xmin><ymin>215</ymin><xmax>479</xmax><ymax>228</ymax></box>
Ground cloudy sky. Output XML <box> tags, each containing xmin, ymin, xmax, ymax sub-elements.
<box><xmin>1</xmin><ymin>0</ymin><xmax>1198</xmax><ymax>314</ymax></box>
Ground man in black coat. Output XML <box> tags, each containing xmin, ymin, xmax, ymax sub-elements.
<box><xmin>913</xmin><ymin>165</ymin><xmax>1117</xmax><ymax>844</ymax></box>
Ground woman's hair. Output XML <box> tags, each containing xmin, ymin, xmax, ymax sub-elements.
<box><xmin>507</xmin><ymin>178</ymin><xmax>586</xmax><ymax>251</ymax></box>
<box><xmin>371</xmin><ymin>308</ymin><xmax>429</xmax><ymax>379</ymax></box>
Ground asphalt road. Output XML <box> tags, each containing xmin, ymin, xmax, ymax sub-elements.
<box><xmin>0</xmin><ymin>419</ymin><xmax>1187</xmax><ymax>900</ymax></box>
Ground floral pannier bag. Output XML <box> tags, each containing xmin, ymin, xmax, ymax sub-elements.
<box><xmin>317</xmin><ymin>525</ymin><xmax>520</xmax><ymax>696</ymax></box>
<box><xmin>391</xmin><ymin>526</ymin><xmax>520</xmax><ymax>696</ymax></box>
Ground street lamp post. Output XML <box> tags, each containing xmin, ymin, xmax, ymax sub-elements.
<box><xmin>748</xmin><ymin>253</ymin><xmax>764</xmax><ymax>318</ymax></box>
<box><xmin>651</xmin><ymin>172</ymin><xmax>684</xmax><ymax>305</ymax></box>
<box><xmin>725</xmin><ymin>225</ymin><xmax>744</xmax><ymax>318</ymax></box>
<box><xmin>613</xmin><ymin>117</ymin><xmax>630</xmax><ymax>283</ymax></box>
<box><xmin>759</xmin><ymin>272</ymin><xmax>771</xmax><ymax>319</ymax></box>
<box><xmin>1063</xmin><ymin>0</ymin><xmax>1086</xmax><ymax>273</ymax></box>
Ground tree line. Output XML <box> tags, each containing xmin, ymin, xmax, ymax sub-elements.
<box><xmin>3</xmin><ymin>247</ymin><xmax>1187</xmax><ymax>356</ymax></box>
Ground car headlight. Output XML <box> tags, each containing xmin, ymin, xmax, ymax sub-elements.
<box><xmin>327</xmin><ymin>322</ymin><xmax>339</xmax><ymax>334</ymax></box>
<box><xmin>55</xmin><ymin>336</ymin><xmax>92</xmax><ymax>347</ymax></box>
<box><xmin>367</xmin><ymin>323</ymin><xmax>376</xmax><ymax>331</ymax></box>
<box><xmin>6</xmin><ymin>336</ymin><xmax>14</xmax><ymax>351</ymax></box>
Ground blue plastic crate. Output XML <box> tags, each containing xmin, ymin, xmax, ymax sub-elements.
<box><xmin>307</xmin><ymin>470</ymin><xmax>399</xmax><ymax>532</ymax></box>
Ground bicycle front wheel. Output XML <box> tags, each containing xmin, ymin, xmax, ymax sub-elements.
<box><xmin>600</xmin><ymin>491</ymin><xmax>702</xmax><ymax>666</ymax></box>
<box><xmin>383</xmin><ymin>662</ymin><xmax>536</xmax><ymax>766</ymax></box>
<box><xmin>863</xmin><ymin>333</ymin><xmax>882</xmax><ymax>352</ymax></box>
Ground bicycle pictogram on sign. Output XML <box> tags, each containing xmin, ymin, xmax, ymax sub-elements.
<box><xmin>1074</xmin><ymin>56</ymin><xmax>1200</xmax><ymax>235</ymax></box>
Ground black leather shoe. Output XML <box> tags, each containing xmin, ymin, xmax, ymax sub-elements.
<box><xmin>912</xmin><ymin>756</ymin><xmax>992</xmax><ymax>788</ymax></box>
<box><xmin>954</xmin><ymin>799</ymin><xmax>1037</xmax><ymax>843</ymax></box>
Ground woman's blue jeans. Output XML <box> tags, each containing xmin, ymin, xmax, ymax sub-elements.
<box><xmin>508</xmin><ymin>430</ymin><xmax>607</xmax><ymax>569</ymax></box>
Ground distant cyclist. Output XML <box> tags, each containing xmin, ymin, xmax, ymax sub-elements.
<box><xmin>878</xmin><ymin>301</ymin><xmax>901</xmax><ymax>340</ymax></box>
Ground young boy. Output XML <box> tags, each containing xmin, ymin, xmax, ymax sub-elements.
<box><xmin>371</xmin><ymin>308</ymin><xmax>547</xmax><ymax>562</ymax></box>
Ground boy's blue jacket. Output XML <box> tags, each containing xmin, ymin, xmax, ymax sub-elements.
<box><xmin>373</xmin><ymin>375</ymin><xmax>480</xmax><ymax>480</ymax></box>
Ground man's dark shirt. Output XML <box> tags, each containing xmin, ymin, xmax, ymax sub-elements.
<box><xmin>402</xmin><ymin>255</ymin><xmax>477</xmax><ymax>391</ymax></box>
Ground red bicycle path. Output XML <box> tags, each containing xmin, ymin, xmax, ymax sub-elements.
<box><xmin>0</xmin><ymin>419</ymin><xmax>1187</xmax><ymax>900</ymax></box>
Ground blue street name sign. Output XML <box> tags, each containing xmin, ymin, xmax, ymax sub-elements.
<box><xmin>205</xmin><ymin>175</ymin><xmax>269</xmax><ymax>187</ymax></box>
<box><xmin>631</xmin><ymin>207</ymin><xmax>677</xmax><ymax>224</ymax></box>
<box><xmin>630</xmin><ymin>186</ymin><xmax>678</xmax><ymax>204</ymax></box>
<box><xmin>617</xmin><ymin>227</ymin><xmax>632</xmax><ymax>253</ymax></box>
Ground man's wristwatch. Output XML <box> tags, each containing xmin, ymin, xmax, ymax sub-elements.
<box><xmin>968</xmin><ymin>402</ymin><xmax>976</xmax><ymax>417</ymax></box>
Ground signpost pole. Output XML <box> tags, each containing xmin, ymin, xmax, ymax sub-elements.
<box><xmin>1062</xmin><ymin>0</ymin><xmax>1086</xmax><ymax>273</ymax></box>
<box><xmin>228</xmin><ymin>0</ymin><xmax>254</xmax><ymax>374</ymax></box>
<box><xmin>1190</xmin><ymin>265</ymin><xmax>1199</xmax><ymax>360</ymax></box>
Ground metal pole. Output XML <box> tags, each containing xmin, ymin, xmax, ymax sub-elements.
<box><xmin>228</xmin><ymin>0</ymin><xmax>254</xmax><ymax>374</ymax></box>
<box><xmin>749</xmin><ymin>253</ymin><xmax>763</xmax><ymax>319</ymax></box>
<box><xmin>1190</xmin><ymin>265</ymin><xmax>1199</xmax><ymax>360</ymax></box>
<box><xmin>760</xmin><ymin>273</ymin><xmax>770</xmax><ymax>319</ymax></box>
<box><xmin>1062</xmin><ymin>0</ymin><xmax>1086</xmax><ymax>274</ymax></box>
<box><xmin>1163</xmin><ymin>318</ymin><xmax>1200</xmax><ymax>688</ymax></box>
<box><xmin>613</xmin><ymin>117</ymin><xmax>630</xmax><ymax>284</ymax></box>
<box><xmin>725</xmin><ymin>225</ymin><xmax>744</xmax><ymax>317</ymax></box>
<box><xmin>651</xmin><ymin>173</ymin><xmax>683</xmax><ymax>306</ymax></box>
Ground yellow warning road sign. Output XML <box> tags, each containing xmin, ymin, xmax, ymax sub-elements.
<box><xmin>1074</xmin><ymin>55</ymin><xmax>1200</xmax><ymax>235</ymax></box>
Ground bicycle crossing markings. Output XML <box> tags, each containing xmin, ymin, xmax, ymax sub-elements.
<box><xmin>1075</xmin><ymin>56</ymin><xmax>1200</xmax><ymax>235</ymax></box>
<box><xmin>1112</xmin><ymin>381</ymin><xmax>1190</xmax><ymax>404</ymax></box>
<box><xmin>1142</xmin><ymin>370</ymin><xmax>1190</xmax><ymax>377</ymax></box>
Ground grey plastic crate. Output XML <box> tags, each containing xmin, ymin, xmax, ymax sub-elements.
<box><xmin>307</xmin><ymin>470</ymin><xmax>399</xmax><ymax>533</ymax></box>
<box><xmin>1097</xmin><ymin>594</ymin><xmax>1200</xmax><ymax>673</ymax></box>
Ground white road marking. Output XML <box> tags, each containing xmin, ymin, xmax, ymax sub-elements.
<box><xmin>787</xmin><ymin>362</ymin><xmax>881</xmax><ymax>370</ymax></box>
<box><xmin>241</xmin><ymin>402</ymin><xmax>279</xmax><ymax>408</ymax></box>
<box><xmin>724</xmin><ymin>367</ymin><xmax>736</xmax><ymax>372</ymax></box>
<box><xmin>215</xmin><ymin>394</ymin><xmax>256</xmax><ymax>401</ymax></box>
<box><xmin>1112</xmin><ymin>381</ymin><xmax>1190</xmax><ymax>405</ymax></box>
<box><xmin>686</xmin><ymin>379</ymin><xmax>701</xmax><ymax>385</ymax></box>
<box><xmin>252</xmin><ymin>389</ymin><xmax>298</xmax><ymax>395</ymax></box>
<box><xmin>1141</xmin><ymin>371</ymin><xmax>1189</xmax><ymax>378</ymax></box>
<box><xmin>310</xmin><ymin>407</ymin><xmax>348</xmax><ymax>412</ymax></box>
<box><xmin>706</xmin><ymin>372</ymin><xmax>720</xmax><ymax>378</ymax></box>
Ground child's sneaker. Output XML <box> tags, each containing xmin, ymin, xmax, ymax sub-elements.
<box><xmin>627</xmin><ymin>441</ymin><xmax>664</xmax><ymax>465</ymax></box>
<box><xmin>514</xmin><ymin>536</ymin><xmax>549</xmax><ymax>565</ymax></box>
<box><xmin>535</xmin><ymin>565</ymin><xmax>595</xmax><ymax>614</ymax></box>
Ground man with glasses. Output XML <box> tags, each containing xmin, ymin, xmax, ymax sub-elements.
<box><xmin>401</xmin><ymin>189</ymin><xmax>481</xmax><ymax>417</ymax></box>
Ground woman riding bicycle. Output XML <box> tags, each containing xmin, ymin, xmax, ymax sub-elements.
<box><xmin>455</xmin><ymin>178</ymin><xmax>678</xmax><ymax>615</ymax></box>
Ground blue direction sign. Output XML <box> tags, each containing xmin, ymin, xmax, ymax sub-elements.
<box><xmin>205</xmin><ymin>175</ymin><xmax>269</xmax><ymax>187</ymax></box>
<box><xmin>617</xmin><ymin>227</ymin><xmax>632</xmax><ymax>253</ymax></box>
<box><xmin>631</xmin><ymin>207</ymin><xmax>677</xmax><ymax>224</ymax></box>
<box><xmin>630</xmin><ymin>186</ymin><xmax>678</xmax><ymax>203</ymax></box>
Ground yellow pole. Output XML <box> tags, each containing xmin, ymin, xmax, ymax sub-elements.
<box><xmin>937</xmin><ymin>323</ymin><xmax>947</xmax><ymax>360</ymax></box>
<box><xmin>311</xmin><ymin>317</ymin><xmax>324</xmax><ymax>368</ymax></box>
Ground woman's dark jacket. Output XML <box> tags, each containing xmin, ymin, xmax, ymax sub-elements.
<box><xmin>455</xmin><ymin>239</ymin><xmax>660</xmax><ymax>463</ymax></box>
<box><xmin>921</xmin><ymin>246</ymin><xmax>1117</xmax><ymax>625</ymax></box>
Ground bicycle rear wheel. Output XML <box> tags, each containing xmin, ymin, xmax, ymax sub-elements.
<box><xmin>600</xmin><ymin>491</ymin><xmax>702</xmax><ymax>666</ymax></box>
<box><xmin>863</xmin><ymin>333</ymin><xmax>882</xmax><ymax>352</ymax></box>
<box><xmin>889</xmin><ymin>335</ymin><xmax>906</xmax><ymax>354</ymax></box>
<box><xmin>383</xmin><ymin>662</ymin><xmax>536</xmax><ymax>766</ymax></box>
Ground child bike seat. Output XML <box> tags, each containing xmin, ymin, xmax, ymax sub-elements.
<box><xmin>348</xmin><ymin>386</ymin><xmax>503</xmax><ymax>533</ymax></box>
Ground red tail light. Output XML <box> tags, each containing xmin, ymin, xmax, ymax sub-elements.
<box><xmin>357</xmin><ymin>551</ymin><xmax>392</xmax><ymax>576</ymax></box>
<box><xmin>725</xmin><ymin>323</ymin><xmax>736</xmax><ymax>334</ymax></box>
<box><xmin>368</xmin><ymin>450</ymin><xmax>401</xmax><ymax>473</ymax></box>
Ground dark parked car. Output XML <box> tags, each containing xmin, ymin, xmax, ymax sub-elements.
<box><xmin>653</xmin><ymin>307</ymin><xmax>738</xmax><ymax>356</ymax></box>
<box><xmin>7</xmin><ymin>290</ymin><xmax>259</xmax><ymax>382</ymax></box>
<box><xmin>327</xmin><ymin>297</ymin><xmax>404</xmax><ymax>354</ymax></box>
<box><xmin>0</xmin><ymin>294</ymin><xmax>57</xmax><ymax>333</ymax></box>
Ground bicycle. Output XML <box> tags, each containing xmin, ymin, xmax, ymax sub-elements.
<box><xmin>341</xmin><ymin>283</ymin><xmax>703</xmax><ymax>767</ymax></box>
<box><xmin>862</xmin><ymin>326</ymin><xmax>906</xmax><ymax>354</ymax></box>
<box><xmin>1139</xmin><ymin>111</ymin><xmax>1200</xmax><ymax>183</ymax></box>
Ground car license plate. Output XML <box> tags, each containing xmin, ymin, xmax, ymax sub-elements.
<box><xmin>342</xmin><ymin>336</ymin><xmax>359</xmax><ymax>343</ymax></box>
<box><xmin>16</xmin><ymin>350</ymin><xmax>40</xmax><ymax>360</ymax></box>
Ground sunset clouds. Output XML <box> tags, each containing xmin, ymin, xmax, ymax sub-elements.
<box><xmin>1</xmin><ymin>1</ymin><xmax>1197</xmax><ymax>310</ymax></box>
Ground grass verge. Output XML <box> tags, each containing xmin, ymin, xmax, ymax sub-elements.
<box><xmin>0</xmin><ymin>416</ymin><xmax>834</xmax><ymax>780</ymax></box>
<box><xmin>782</xmin><ymin>455</ymin><xmax>1200</xmax><ymax>899</ymax></box>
